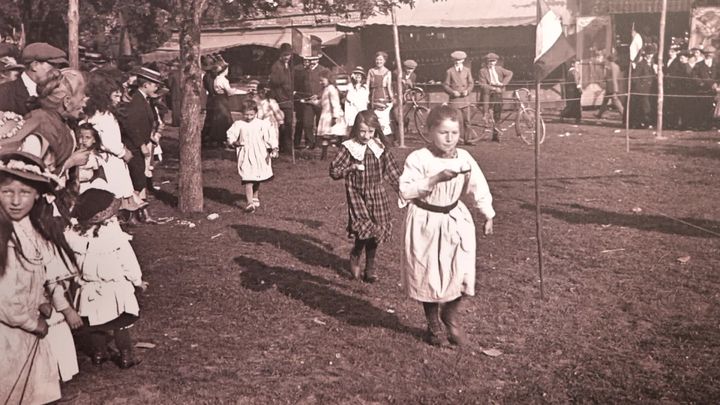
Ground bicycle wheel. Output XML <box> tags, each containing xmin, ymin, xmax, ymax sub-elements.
<box><xmin>516</xmin><ymin>108</ymin><xmax>546</xmax><ymax>145</ymax></box>
<box><xmin>413</xmin><ymin>106</ymin><xmax>430</xmax><ymax>142</ymax></box>
<box><xmin>468</xmin><ymin>106</ymin><xmax>493</xmax><ymax>141</ymax></box>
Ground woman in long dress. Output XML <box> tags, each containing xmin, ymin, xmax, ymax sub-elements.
<box><xmin>203</xmin><ymin>58</ymin><xmax>245</xmax><ymax>146</ymax></box>
<box><xmin>366</xmin><ymin>51</ymin><xmax>394</xmax><ymax>138</ymax></box>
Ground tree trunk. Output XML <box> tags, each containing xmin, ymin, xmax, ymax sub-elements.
<box><xmin>176</xmin><ymin>0</ymin><xmax>208</xmax><ymax>213</ymax></box>
<box><xmin>68</xmin><ymin>0</ymin><xmax>79</xmax><ymax>69</ymax></box>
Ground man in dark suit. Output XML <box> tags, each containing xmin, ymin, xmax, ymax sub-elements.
<box><xmin>293</xmin><ymin>54</ymin><xmax>328</xmax><ymax>149</ymax></box>
<box><xmin>0</xmin><ymin>42</ymin><xmax>67</xmax><ymax>115</ymax></box>
<box><xmin>442</xmin><ymin>50</ymin><xmax>475</xmax><ymax>144</ymax></box>
<box><xmin>269</xmin><ymin>43</ymin><xmax>294</xmax><ymax>154</ymax></box>
<box><xmin>664</xmin><ymin>45</ymin><xmax>684</xmax><ymax>129</ymax></box>
<box><xmin>118</xmin><ymin>66</ymin><xmax>163</xmax><ymax>224</ymax></box>
<box><xmin>690</xmin><ymin>47</ymin><xmax>716</xmax><ymax>130</ymax></box>
<box><xmin>478</xmin><ymin>52</ymin><xmax>513</xmax><ymax>142</ymax></box>
<box><xmin>629</xmin><ymin>45</ymin><xmax>656</xmax><ymax>129</ymax></box>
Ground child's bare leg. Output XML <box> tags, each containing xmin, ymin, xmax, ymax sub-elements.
<box><xmin>253</xmin><ymin>183</ymin><xmax>260</xmax><ymax>207</ymax></box>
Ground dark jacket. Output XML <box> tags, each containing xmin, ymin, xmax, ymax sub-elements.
<box><xmin>442</xmin><ymin>66</ymin><xmax>474</xmax><ymax>107</ymax></box>
<box><xmin>268</xmin><ymin>59</ymin><xmax>293</xmax><ymax>105</ymax></box>
<box><xmin>0</xmin><ymin>77</ymin><xmax>31</xmax><ymax>116</ymax></box>
<box><xmin>632</xmin><ymin>60</ymin><xmax>655</xmax><ymax>94</ymax></box>
<box><xmin>118</xmin><ymin>91</ymin><xmax>154</xmax><ymax>151</ymax></box>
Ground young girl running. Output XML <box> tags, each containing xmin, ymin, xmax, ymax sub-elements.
<box><xmin>227</xmin><ymin>99</ymin><xmax>278</xmax><ymax>212</ymax></box>
<box><xmin>399</xmin><ymin>104</ymin><xmax>495</xmax><ymax>346</ymax></box>
<box><xmin>329</xmin><ymin>110</ymin><xmax>401</xmax><ymax>282</ymax></box>
<box><xmin>66</xmin><ymin>188</ymin><xmax>146</xmax><ymax>368</ymax></box>
<box><xmin>0</xmin><ymin>152</ymin><xmax>78</xmax><ymax>404</ymax></box>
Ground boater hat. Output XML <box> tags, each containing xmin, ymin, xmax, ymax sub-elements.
<box><xmin>132</xmin><ymin>66</ymin><xmax>164</xmax><ymax>84</ymax></box>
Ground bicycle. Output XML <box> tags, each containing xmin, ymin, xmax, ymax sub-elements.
<box><xmin>401</xmin><ymin>86</ymin><xmax>430</xmax><ymax>139</ymax></box>
<box><xmin>466</xmin><ymin>87</ymin><xmax>546</xmax><ymax>145</ymax></box>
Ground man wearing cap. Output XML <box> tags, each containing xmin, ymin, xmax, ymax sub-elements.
<box><xmin>442</xmin><ymin>51</ymin><xmax>475</xmax><ymax>144</ymax></box>
<box><xmin>0</xmin><ymin>42</ymin><xmax>67</xmax><ymax>115</ymax></box>
<box><xmin>391</xmin><ymin>59</ymin><xmax>418</xmax><ymax>136</ymax></box>
<box><xmin>118</xmin><ymin>67</ymin><xmax>163</xmax><ymax>224</ymax></box>
<box><xmin>269</xmin><ymin>44</ymin><xmax>294</xmax><ymax>153</ymax></box>
<box><xmin>294</xmin><ymin>54</ymin><xmax>328</xmax><ymax>149</ymax></box>
<box><xmin>478</xmin><ymin>52</ymin><xmax>513</xmax><ymax>142</ymax></box>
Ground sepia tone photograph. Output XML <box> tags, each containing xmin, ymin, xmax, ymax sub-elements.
<box><xmin>0</xmin><ymin>0</ymin><xmax>719</xmax><ymax>403</ymax></box>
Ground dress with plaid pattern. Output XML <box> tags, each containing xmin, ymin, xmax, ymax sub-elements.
<box><xmin>329</xmin><ymin>138</ymin><xmax>401</xmax><ymax>243</ymax></box>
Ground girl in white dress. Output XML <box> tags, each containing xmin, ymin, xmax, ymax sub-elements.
<box><xmin>399</xmin><ymin>104</ymin><xmax>495</xmax><ymax>346</ymax></box>
<box><xmin>344</xmin><ymin>66</ymin><xmax>369</xmax><ymax>134</ymax></box>
<box><xmin>256</xmin><ymin>85</ymin><xmax>285</xmax><ymax>144</ymax></box>
<box><xmin>66</xmin><ymin>188</ymin><xmax>146</xmax><ymax>369</ymax></box>
<box><xmin>316</xmin><ymin>70</ymin><xmax>346</xmax><ymax>159</ymax></box>
<box><xmin>226</xmin><ymin>99</ymin><xmax>278</xmax><ymax>212</ymax></box>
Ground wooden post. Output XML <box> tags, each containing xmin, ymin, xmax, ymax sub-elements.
<box><xmin>68</xmin><ymin>0</ymin><xmax>79</xmax><ymax>69</ymax></box>
<box><xmin>535</xmin><ymin>0</ymin><xmax>545</xmax><ymax>300</ymax></box>
<box><xmin>391</xmin><ymin>6</ymin><xmax>405</xmax><ymax>147</ymax></box>
<box><xmin>656</xmin><ymin>0</ymin><xmax>668</xmax><ymax>140</ymax></box>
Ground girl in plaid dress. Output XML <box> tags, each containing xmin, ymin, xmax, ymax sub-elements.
<box><xmin>329</xmin><ymin>111</ymin><xmax>401</xmax><ymax>282</ymax></box>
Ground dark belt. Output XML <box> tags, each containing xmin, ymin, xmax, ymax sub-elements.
<box><xmin>413</xmin><ymin>199</ymin><xmax>458</xmax><ymax>214</ymax></box>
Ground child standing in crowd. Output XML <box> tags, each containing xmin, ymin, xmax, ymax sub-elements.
<box><xmin>66</xmin><ymin>188</ymin><xmax>146</xmax><ymax>369</ymax></box>
<box><xmin>0</xmin><ymin>152</ymin><xmax>78</xmax><ymax>404</ymax></box>
<box><xmin>256</xmin><ymin>85</ymin><xmax>285</xmax><ymax>146</ymax></box>
<box><xmin>399</xmin><ymin>104</ymin><xmax>495</xmax><ymax>346</ymax></box>
<box><xmin>76</xmin><ymin>123</ymin><xmax>108</xmax><ymax>194</ymax></box>
<box><xmin>226</xmin><ymin>99</ymin><xmax>278</xmax><ymax>212</ymax></box>
<box><xmin>329</xmin><ymin>111</ymin><xmax>401</xmax><ymax>282</ymax></box>
<box><xmin>316</xmin><ymin>70</ymin><xmax>346</xmax><ymax>159</ymax></box>
<box><xmin>344</xmin><ymin>66</ymin><xmax>369</xmax><ymax>134</ymax></box>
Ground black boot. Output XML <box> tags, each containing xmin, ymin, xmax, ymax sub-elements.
<box><xmin>422</xmin><ymin>302</ymin><xmax>445</xmax><ymax>346</ymax></box>
<box><xmin>89</xmin><ymin>331</ymin><xmax>109</xmax><ymax>365</ymax></box>
<box><xmin>440</xmin><ymin>296</ymin><xmax>469</xmax><ymax>346</ymax></box>
<box><xmin>115</xmin><ymin>328</ymin><xmax>141</xmax><ymax>369</ymax></box>
<box><xmin>363</xmin><ymin>239</ymin><xmax>378</xmax><ymax>283</ymax></box>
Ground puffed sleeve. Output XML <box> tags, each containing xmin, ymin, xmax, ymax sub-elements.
<box><xmin>227</xmin><ymin>120</ymin><xmax>244</xmax><ymax>146</ymax></box>
<box><xmin>461</xmin><ymin>150</ymin><xmax>495</xmax><ymax>220</ymax></box>
<box><xmin>398</xmin><ymin>149</ymin><xmax>434</xmax><ymax>205</ymax></box>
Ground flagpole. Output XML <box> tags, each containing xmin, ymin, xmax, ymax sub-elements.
<box><xmin>625</xmin><ymin>23</ymin><xmax>635</xmax><ymax>153</ymax></box>
<box><xmin>656</xmin><ymin>0</ymin><xmax>668</xmax><ymax>140</ymax></box>
<box><xmin>535</xmin><ymin>0</ymin><xmax>545</xmax><ymax>300</ymax></box>
<box><xmin>391</xmin><ymin>5</ymin><xmax>406</xmax><ymax>147</ymax></box>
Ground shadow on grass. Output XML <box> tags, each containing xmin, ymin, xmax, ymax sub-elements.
<box><xmin>231</xmin><ymin>223</ymin><xmax>348</xmax><ymax>278</ymax></box>
<box><xmin>521</xmin><ymin>202</ymin><xmax>720</xmax><ymax>238</ymax></box>
<box><xmin>280</xmin><ymin>217</ymin><xmax>325</xmax><ymax>229</ymax></box>
<box><xmin>632</xmin><ymin>143</ymin><xmax>720</xmax><ymax>161</ymax></box>
<box><xmin>236</xmin><ymin>255</ymin><xmax>425</xmax><ymax>340</ymax></box>
<box><xmin>204</xmin><ymin>186</ymin><xmax>245</xmax><ymax>207</ymax></box>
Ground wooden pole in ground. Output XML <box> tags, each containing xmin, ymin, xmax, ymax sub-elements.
<box><xmin>625</xmin><ymin>23</ymin><xmax>636</xmax><ymax>153</ymax></box>
<box><xmin>391</xmin><ymin>6</ymin><xmax>405</xmax><ymax>147</ymax></box>
<box><xmin>68</xmin><ymin>0</ymin><xmax>79</xmax><ymax>69</ymax></box>
<box><xmin>534</xmin><ymin>0</ymin><xmax>545</xmax><ymax>300</ymax></box>
<box><xmin>656</xmin><ymin>0</ymin><xmax>668</xmax><ymax>139</ymax></box>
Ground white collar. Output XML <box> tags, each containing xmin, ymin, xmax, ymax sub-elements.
<box><xmin>21</xmin><ymin>72</ymin><xmax>38</xmax><ymax>97</ymax></box>
<box><xmin>706</xmin><ymin>59</ymin><xmax>713</xmax><ymax>67</ymax></box>
<box><xmin>342</xmin><ymin>138</ymin><xmax>384</xmax><ymax>161</ymax></box>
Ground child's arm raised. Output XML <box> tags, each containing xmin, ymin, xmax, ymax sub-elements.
<box><xmin>329</xmin><ymin>147</ymin><xmax>360</xmax><ymax>180</ymax></box>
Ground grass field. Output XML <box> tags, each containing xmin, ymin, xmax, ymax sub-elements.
<box><xmin>63</xmin><ymin>118</ymin><xmax>720</xmax><ymax>404</ymax></box>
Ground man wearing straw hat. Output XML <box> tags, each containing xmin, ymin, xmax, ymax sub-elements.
<box><xmin>442</xmin><ymin>50</ymin><xmax>476</xmax><ymax>145</ymax></box>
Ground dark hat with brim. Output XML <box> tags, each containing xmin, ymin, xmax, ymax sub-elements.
<box><xmin>132</xmin><ymin>66</ymin><xmax>164</xmax><ymax>84</ymax></box>
<box><xmin>351</xmin><ymin>66</ymin><xmax>366</xmax><ymax>76</ymax></box>
<box><xmin>0</xmin><ymin>56</ymin><xmax>24</xmax><ymax>72</ymax></box>
<box><xmin>71</xmin><ymin>188</ymin><xmax>120</xmax><ymax>224</ymax></box>
<box><xmin>279</xmin><ymin>43</ymin><xmax>292</xmax><ymax>56</ymax></box>
<box><xmin>0</xmin><ymin>151</ymin><xmax>59</xmax><ymax>185</ymax></box>
<box><xmin>21</xmin><ymin>42</ymin><xmax>68</xmax><ymax>65</ymax></box>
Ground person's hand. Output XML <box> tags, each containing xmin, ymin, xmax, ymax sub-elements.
<box><xmin>350</xmin><ymin>163</ymin><xmax>365</xmax><ymax>172</ymax></box>
<box><xmin>38</xmin><ymin>303</ymin><xmax>53</xmax><ymax>319</ymax></box>
<box><xmin>483</xmin><ymin>218</ymin><xmax>494</xmax><ymax>236</ymax></box>
<box><xmin>433</xmin><ymin>169</ymin><xmax>460</xmax><ymax>184</ymax></box>
<box><xmin>61</xmin><ymin>307</ymin><xmax>83</xmax><ymax>330</ymax></box>
<box><xmin>122</xmin><ymin>147</ymin><xmax>133</xmax><ymax>162</ymax></box>
<box><xmin>66</xmin><ymin>149</ymin><xmax>91</xmax><ymax>168</ymax></box>
<box><xmin>33</xmin><ymin>318</ymin><xmax>49</xmax><ymax>337</ymax></box>
<box><xmin>461</xmin><ymin>90</ymin><xmax>468</xmax><ymax>97</ymax></box>
<box><xmin>453</xmin><ymin>91</ymin><xmax>461</xmax><ymax>97</ymax></box>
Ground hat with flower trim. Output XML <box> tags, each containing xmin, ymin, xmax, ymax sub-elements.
<box><xmin>0</xmin><ymin>151</ymin><xmax>61</xmax><ymax>185</ymax></box>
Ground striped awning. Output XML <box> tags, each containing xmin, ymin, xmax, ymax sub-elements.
<box><xmin>582</xmin><ymin>0</ymin><xmax>692</xmax><ymax>15</ymax></box>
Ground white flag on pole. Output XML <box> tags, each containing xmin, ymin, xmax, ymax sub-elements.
<box><xmin>629</xmin><ymin>26</ymin><xmax>643</xmax><ymax>62</ymax></box>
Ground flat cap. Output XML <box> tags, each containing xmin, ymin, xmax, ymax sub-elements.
<box><xmin>21</xmin><ymin>42</ymin><xmax>68</xmax><ymax>65</ymax></box>
<box><xmin>485</xmin><ymin>52</ymin><xmax>499</xmax><ymax>61</ymax></box>
<box><xmin>450</xmin><ymin>50</ymin><xmax>467</xmax><ymax>60</ymax></box>
<box><xmin>403</xmin><ymin>59</ymin><xmax>418</xmax><ymax>69</ymax></box>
